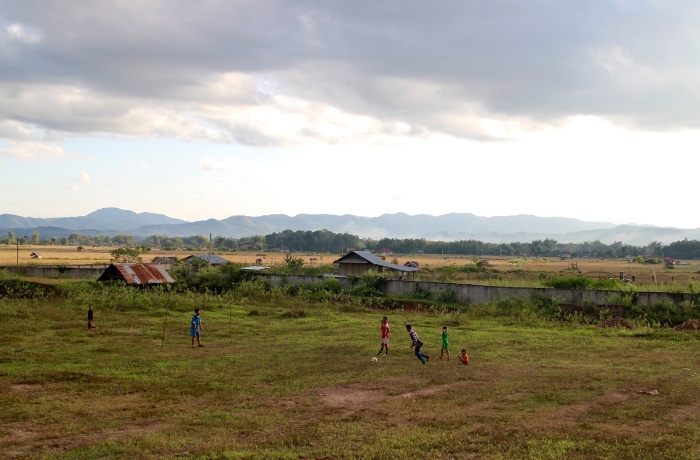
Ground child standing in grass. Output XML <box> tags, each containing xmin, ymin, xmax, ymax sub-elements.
<box><xmin>87</xmin><ymin>305</ymin><xmax>98</xmax><ymax>330</ymax></box>
<box><xmin>438</xmin><ymin>326</ymin><xmax>450</xmax><ymax>360</ymax></box>
<box><xmin>378</xmin><ymin>316</ymin><xmax>390</xmax><ymax>356</ymax></box>
<box><xmin>191</xmin><ymin>308</ymin><xmax>204</xmax><ymax>348</ymax></box>
<box><xmin>459</xmin><ymin>349</ymin><xmax>469</xmax><ymax>365</ymax></box>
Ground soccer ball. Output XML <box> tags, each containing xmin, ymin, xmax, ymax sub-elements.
<box><xmin>371</xmin><ymin>357</ymin><xmax>378</xmax><ymax>363</ymax></box>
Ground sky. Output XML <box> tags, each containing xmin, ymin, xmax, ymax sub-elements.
<box><xmin>1</xmin><ymin>1</ymin><xmax>699</xmax><ymax>229</ymax></box>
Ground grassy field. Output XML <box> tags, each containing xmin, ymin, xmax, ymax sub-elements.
<box><xmin>1</xmin><ymin>289</ymin><xmax>699</xmax><ymax>459</ymax></box>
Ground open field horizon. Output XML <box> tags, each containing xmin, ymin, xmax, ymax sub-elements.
<box><xmin>2</xmin><ymin>245</ymin><xmax>699</xmax><ymax>281</ymax></box>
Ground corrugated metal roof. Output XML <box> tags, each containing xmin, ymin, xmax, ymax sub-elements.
<box><xmin>183</xmin><ymin>254</ymin><xmax>230</xmax><ymax>265</ymax></box>
<box><xmin>333</xmin><ymin>251</ymin><xmax>421</xmax><ymax>272</ymax></box>
<box><xmin>98</xmin><ymin>263</ymin><xmax>175</xmax><ymax>284</ymax></box>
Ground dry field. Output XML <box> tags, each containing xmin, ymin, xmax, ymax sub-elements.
<box><xmin>2</xmin><ymin>245</ymin><xmax>699</xmax><ymax>282</ymax></box>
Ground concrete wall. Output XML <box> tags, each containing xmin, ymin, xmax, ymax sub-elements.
<box><xmin>0</xmin><ymin>268</ymin><xmax>691</xmax><ymax>306</ymax></box>
<box><xmin>0</xmin><ymin>265</ymin><xmax>108</xmax><ymax>279</ymax></box>
<box><xmin>265</xmin><ymin>274</ymin><xmax>692</xmax><ymax>306</ymax></box>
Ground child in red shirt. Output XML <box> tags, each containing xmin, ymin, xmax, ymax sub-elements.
<box><xmin>378</xmin><ymin>316</ymin><xmax>390</xmax><ymax>355</ymax></box>
<box><xmin>459</xmin><ymin>349</ymin><xmax>469</xmax><ymax>365</ymax></box>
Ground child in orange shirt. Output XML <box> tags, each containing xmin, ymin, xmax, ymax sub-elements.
<box><xmin>459</xmin><ymin>349</ymin><xmax>469</xmax><ymax>365</ymax></box>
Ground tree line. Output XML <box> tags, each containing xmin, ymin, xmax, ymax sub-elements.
<box><xmin>4</xmin><ymin>229</ymin><xmax>700</xmax><ymax>260</ymax></box>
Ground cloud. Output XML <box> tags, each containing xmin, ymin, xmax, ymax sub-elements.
<box><xmin>0</xmin><ymin>141</ymin><xmax>67</xmax><ymax>160</ymax></box>
<box><xmin>1</xmin><ymin>0</ymin><xmax>699</xmax><ymax>147</ymax></box>
<box><xmin>200</xmin><ymin>157</ymin><xmax>231</xmax><ymax>171</ymax></box>
<box><xmin>2</xmin><ymin>22</ymin><xmax>43</xmax><ymax>44</ymax></box>
<box><xmin>65</xmin><ymin>184</ymin><xmax>79</xmax><ymax>191</ymax></box>
<box><xmin>79</xmin><ymin>172</ymin><xmax>92</xmax><ymax>182</ymax></box>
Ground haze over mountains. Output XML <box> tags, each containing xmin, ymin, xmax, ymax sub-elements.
<box><xmin>2</xmin><ymin>208</ymin><xmax>699</xmax><ymax>246</ymax></box>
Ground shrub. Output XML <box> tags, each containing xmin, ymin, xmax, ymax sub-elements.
<box><xmin>349</xmin><ymin>270</ymin><xmax>387</xmax><ymax>297</ymax></box>
<box><xmin>437</xmin><ymin>289</ymin><xmax>458</xmax><ymax>303</ymax></box>
<box><xmin>409</xmin><ymin>284</ymin><xmax>432</xmax><ymax>300</ymax></box>
<box><xmin>544</xmin><ymin>276</ymin><xmax>592</xmax><ymax>290</ymax></box>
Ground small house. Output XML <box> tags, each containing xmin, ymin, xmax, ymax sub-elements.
<box><xmin>333</xmin><ymin>250</ymin><xmax>420</xmax><ymax>277</ymax></box>
<box><xmin>182</xmin><ymin>254</ymin><xmax>230</xmax><ymax>266</ymax></box>
<box><xmin>30</xmin><ymin>251</ymin><xmax>42</xmax><ymax>259</ymax></box>
<box><xmin>97</xmin><ymin>263</ymin><xmax>175</xmax><ymax>285</ymax></box>
<box><xmin>151</xmin><ymin>256</ymin><xmax>178</xmax><ymax>270</ymax></box>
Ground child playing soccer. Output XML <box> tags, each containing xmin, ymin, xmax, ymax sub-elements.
<box><xmin>438</xmin><ymin>326</ymin><xmax>450</xmax><ymax>360</ymax></box>
<box><xmin>378</xmin><ymin>316</ymin><xmax>390</xmax><ymax>356</ymax></box>
<box><xmin>406</xmin><ymin>324</ymin><xmax>429</xmax><ymax>364</ymax></box>
<box><xmin>459</xmin><ymin>349</ymin><xmax>469</xmax><ymax>365</ymax></box>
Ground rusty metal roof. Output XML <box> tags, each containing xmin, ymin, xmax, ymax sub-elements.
<box><xmin>98</xmin><ymin>263</ymin><xmax>175</xmax><ymax>284</ymax></box>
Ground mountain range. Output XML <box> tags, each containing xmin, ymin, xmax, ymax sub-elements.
<box><xmin>2</xmin><ymin>207</ymin><xmax>699</xmax><ymax>246</ymax></box>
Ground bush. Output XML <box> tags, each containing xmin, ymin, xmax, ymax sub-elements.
<box><xmin>0</xmin><ymin>278</ymin><xmax>64</xmax><ymax>298</ymax></box>
<box><xmin>409</xmin><ymin>284</ymin><xmax>432</xmax><ymax>300</ymax></box>
<box><xmin>544</xmin><ymin>276</ymin><xmax>592</xmax><ymax>290</ymax></box>
<box><xmin>349</xmin><ymin>271</ymin><xmax>387</xmax><ymax>297</ymax></box>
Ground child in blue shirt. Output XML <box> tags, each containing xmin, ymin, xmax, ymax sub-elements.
<box><xmin>190</xmin><ymin>308</ymin><xmax>204</xmax><ymax>348</ymax></box>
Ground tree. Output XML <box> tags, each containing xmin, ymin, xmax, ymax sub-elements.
<box><xmin>7</xmin><ymin>231</ymin><xmax>15</xmax><ymax>245</ymax></box>
<box><xmin>112</xmin><ymin>234</ymin><xmax>136</xmax><ymax>247</ymax></box>
<box><xmin>110</xmin><ymin>245</ymin><xmax>151</xmax><ymax>263</ymax></box>
<box><xmin>32</xmin><ymin>231</ymin><xmax>40</xmax><ymax>245</ymax></box>
<box><xmin>283</xmin><ymin>253</ymin><xmax>304</xmax><ymax>271</ymax></box>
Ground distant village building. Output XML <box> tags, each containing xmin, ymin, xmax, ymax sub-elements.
<box><xmin>182</xmin><ymin>254</ymin><xmax>230</xmax><ymax>266</ymax></box>
<box><xmin>30</xmin><ymin>251</ymin><xmax>42</xmax><ymax>259</ymax></box>
<box><xmin>97</xmin><ymin>263</ymin><xmax>175</xmax><ymax>285</ymax></box>
<box><xmin>151</xmin><ymin>256</ymin><xmax>178</xmax><ymax>270</ymax></box>
<box><xmin>333</xmin><ymin>250</ymin><xmax>420</xmax><ymax>277</ymax></box>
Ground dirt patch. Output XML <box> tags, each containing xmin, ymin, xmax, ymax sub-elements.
<box><xmin>9</xmin><ymin>383</ymin><xmax>43</xmax><ymax>393</ymax></box>
<box><xmin>317</xmin><ymin>379</ymin><xmax>478</xmax><ymax>416</ymax></box>
<box><xmin>529</xmin><ymin>391</ymin><xmax>634</xmax><ymax>432</ymax></box>
<box><xmin>2</xmin><ymin>421</ymin><xmax>172</xmax><ymax>459</ymax></box>
<box><xmin>393</xmin><ymin>380</ymin><xmax>473</xmax><ymax>399</ymax></box>
<box><xmin>318</xmin><ymin>385</ymin><xmax>385</xmax><ymax>416</ymax></box>
<box><xmin>674</xmin><ymin>319</ymin><xmax>700</xmax><ymax>331</ymax></box>
<box><xmin>53</xmin><ymin>421</ymin><xmax>171</xmax><ymax>450</ymax></box>
<box><xmin>600</xmin><ymin>317</ymin><xmax>633</xmax><ymax>329</ymax></box>
<box><xmin>122</xmin><ymin>329</ymin><xmax>142</xmax><ymax>334</ymax></box>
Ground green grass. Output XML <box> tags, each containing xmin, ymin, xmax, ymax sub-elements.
<box><xmin>1</xmin><ymin>292</ymin><xmax>699</xmax><ymax>459</ymax></box>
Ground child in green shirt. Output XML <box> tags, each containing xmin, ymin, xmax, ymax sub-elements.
<box><xmin>438</xmin><ymin>326</ymin><xmax>450</xmax><ymax>360</ymax></box>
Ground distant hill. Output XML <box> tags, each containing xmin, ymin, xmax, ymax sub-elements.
<box><xmin>2</xmin><ymin>208</ymin><xmax>699</xmax><ymax>245</ymax></box>
<box><xmin>0</xmin><ymin>208</ymin><xmax>186</xmax><ymax>233</ymax></box>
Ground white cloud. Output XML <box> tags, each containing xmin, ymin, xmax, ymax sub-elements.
<box><xmin>65</xmin><ymin>184</ymin><xmax>79</xmax><ymax>191</ymax></box>
<box><xmin>79</xmin><ymin>172</ymin><xmax>92</xmax><ymax>182</ymax></box>
<box><xmin>0</xmin><ymin>141</ymin><xmax>68</xmax><ymax>160</ymax></box>
<box><xmin>3</xmin><ymin>22</ymin><xmax>43</xmax><ymax>44</ymax></box>
<box><xmin>200</xmin><ymin>157</ymin><xmax>232</xmax><ymax>171</ymax></box>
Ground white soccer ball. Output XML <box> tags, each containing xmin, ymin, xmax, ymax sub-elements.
<box><xmin>371</xmin><ymin>357</ymin><xmax>378</xmax><ymax>363</ymax></box>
